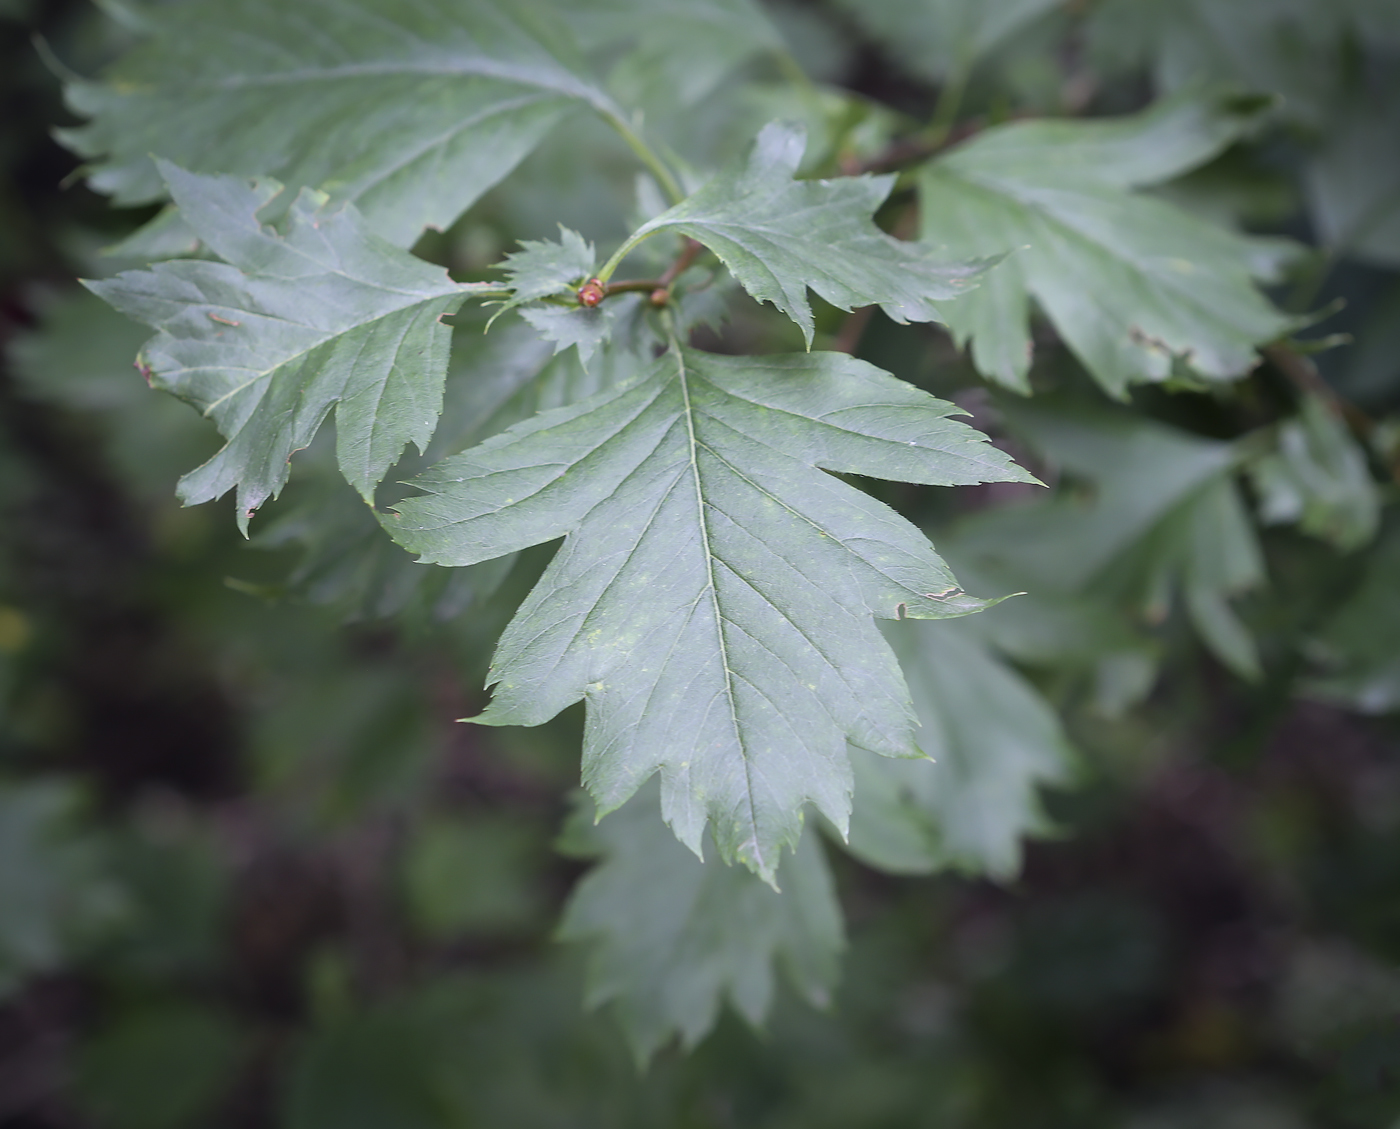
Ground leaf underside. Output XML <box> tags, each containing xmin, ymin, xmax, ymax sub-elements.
<box><xmin>560</xmin><ymin>783</ymin><xmax>843</xmax><ymax>1063</ymax></box>
<box><xmin>61</xmin><ymin>0</ymin><xmax>618</xmax><ymax>247</ymax></box>
<box><xmin>385</xmin><ymin>346</ymin><xmax>1034</xmax><ymax>881</ymax></box>
<box><xmin>86</xmin><ymin>164</ymin><xmax>479</xmax><ymax>530</ymax></box>
<box><xmin>919</xmin><ymin>87</ymin><xmax>1301</xmax><ymax>395</ymax></box>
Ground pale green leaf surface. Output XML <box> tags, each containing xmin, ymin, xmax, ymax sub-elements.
<box><xmin>569</xmin><ymin>0</ymin><xmax>785</xmax><ymax>105</ymax></box>
<box><xmin>518</xmin><ymin>304</ymin><xmax>623</xmax><ymax>367</ymax></box>
<box><xmin>85</xmin><ymin>164</ymin><xmax>482</xmax><ymax>531</ymax></box>
<box><xmin>384</xmin><ymin>347</ymin><xmax>1032</xmax><ymax>879</ymax></box>
<box><xmin>829</xmin><ymin>0</ymin><xmax>1062</xmax><ymax>81</ymax></box>
<box><xmin>625</xmin><ymin>122</ymin><xmax>988</xmax><ymax>345</ymax></box>
<box><xmin>62</xmin><ymin>0</ymin><xmax>618</xmax><ymax>247</ymax></box>
<box><xmin>558</xmin><ymin>784</ymin><xmax>843</xmax><ymax>1062</ymax></box>
<box><xmin>1248</xmin><ymin>394</ymin><xmax>1381</xmax><ymax>552</ymax></box>
<box><xmin>493</xmin><ymin>227</ymin><xmax>596</xmax><ymax>317</ymax></box>
<box><xmin>919</xmin><ymin>89</ymin><xmax>1300</xmax><ymax>394</ymax></box>
<box><xmin>845</xmin><ymin>619</ymin><xmax>1074</xmax><ymax>878</ymax></box>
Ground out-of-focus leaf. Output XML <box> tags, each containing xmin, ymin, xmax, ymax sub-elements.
<box><xmin>61</xmin><ymin>0</ymin><xmax>622</xmax><ymax>247</ymax></box>
<box><xmin>569</xmin><ymin>0</ymin><xmax>786</xmax><ymax>106</ymax></box>
<box><xmin>829</xmin><ymin>0</ymin><xmax>1062</xmax><ymax>82</ymax></box>
<box><xmin>1249</xmin><ymin>394</ymin><xmax>1381</xmax><ymax>552</ymax></box>
<box><xmin>1304</xmin><ymin>80</ymin><xmax>1400</xmax><ymax>269</ymax></box>
<box><xmin>0</xmin><ymin>780</ymin><xmax>126</xmax><ymax>997</ymax></box>
<box><xmin>401</xmin><ymin>814</ymin><xmax>545</xmax><ymax>938</ymax></box>
<box><xmin>919</xmin><ymin>87</ymin><xmax>1300</xmax><ymax>395</ymax></box>
<box><xmin>844</xmin><ymin>618</ymin><xmax>1074</xmax><ymax>877</ymax></box>
<box><xmin>7</xmin><ymin>287</ymin><xmax>216</xmax><ymax>499</ymax></box>
<box><xmin>75</xmin><ymin>1002</ymin><xmax>246</xmax><ymax>1129</ymax></box>
<box><xmin>87</xmin><ymin>164</ymin><xmax>486</xmax><ymax>530</ymax></box>
<box><xmin>1307</xmin><ymin>524</ymin><xmax>1400</xmax><ymax>713</ymax></box>
<box><xmin>558</xmin><ymin>784</ymin><xmax>843</xmax><ymax>1062</ymax></box>
<box><xmin>620</xmin><ymin>122</ymin><xmax>989</xmax><ymax>346</ymax></box>
<box><xmin>944</xmin><ymin>398</ymin><xmax>1264</xmax><ymax>679</ymax></box>
<box><xmin>255</xmin><ymin>473</ymin><xmax>514</xmax><ymax>625</ymax></box>
<box><xmin>385</xmin><ymin>347</ymin><xmax>1031</xmax><ymax>879</ymax></box>
<box><xmin>1086</xmin><ymin>0</ymin><xmax>1345</xmax><ymax>127</ymax></box>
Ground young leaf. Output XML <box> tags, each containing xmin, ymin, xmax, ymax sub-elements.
<box><xmin>558</xmin><ymin>785</ymin><xmax>843</xmax><ymax>1063</ymax></box>
<box><xmin>493</xmin><ymin>227</ymin><xmax>597</xmax><ymax>316</ymax></box>
<box><xmin>86</xmin><ymin>164</ymin><xmax>488</xmax><ymax>531</ymax></box>
<box><xmin>919</xmin><ymin>87</ymin><xmax>1302</xmax><ymax>395</ymax></box>
<box><xmin>615</xmin><ymin>122</ymin><xmax>989</xmax><ymax>346</ymax></box>
<box><xmin>61</xmin><ymin>0</ymin><xmax>621</xmax><ymax>247</ymax></box>
<box><xmin>384</xmin><ymin>347</ymin><xmax>1034</xmax><ymax>880</ymax></box>
<box><xmin>844</xmin><ymin>619</ymin><xmax>1075</xmax><ymax>878</ymax></box>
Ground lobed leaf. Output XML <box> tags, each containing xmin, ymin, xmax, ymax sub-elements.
<box><xmin>829</xmin><ymin>0</ymin><xmax>1063</xmax><ymax>83</ymax></box>
<box><xmin>919</xmin><ymin>87</ymin><xmax>1302</xmax><ymax>395</ymax></box>
<box><xmin>844</xmin><ymin>619</ymin><xmax>1075</xmax><ymax>878</ymax></box>
<box><xmin>86</xmin><ymin>164</ymin><xmax>485</xmax><ymax>531</ymax></box>
<box><xmin>1248</xmin><ymin>393</ymin><xmax>1381</xmax><ymax>553</ymax></box>
<box><xmin>384</xmin><ymin>347</ymin><xmax>1034</xmax><ymax>880</ymax></box>
<box><xmin>559</xmin><ymin>784</ymin><xmax>843</xmax><ymax>1063</ymax></box>
<box><xmin>623</xmin><ymin>122</ymin><xmax>990</xmax><ymax>346</ymax></box>
<box><xmin>61</xmin><ymin>0</ymin><xmax>620</xmax><ymax>247</ymax></box>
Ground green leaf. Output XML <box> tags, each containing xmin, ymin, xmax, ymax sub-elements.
<box><xmin>493</xmin><ymin>227</ymin><xmax>596</xmax><ymax>316</ymax></box>
<box><xmin>384</xmin><ymin>347</ymin><xmax>1033</xmax><ymax>879</ymax></box>
<box><xmin>1304</xmin><ymin>79</ymin><xmax>1400</xmax><ymax>268</ymax></box>
<box><xmin>844</xmin><ymin>619</ymin><xmax>1074</xmax><ymax>878</ymax></box>
<box><xmin>829</xmin><ymin>0</ymin><xmax>1062</xmax><ymax>82</ymax></box>
<box><xmin>919</xmin><ymin>88</ymin><xmax>1301</xmax><ymax>395</ymax></box>
<box><xmin>569</xmin><ymin>0</ymin><xmax>786</xmax><ymax>106</ymax></box>
<box><xmin>0</xmin><ymin>781</ymin><xmax>127</xmax><ymax>998</ymax></box>
<box><xmin>617</xmin><ymin>122</ymin><xmax>989</xmax><ymax>346</ymax></box>
<box><xmin>559</xmin><ymin>784</ymin><xmax>843</xmax><ymax>1062</ymax></box>
<box><xmin>1248</xmin><ymin>394</ymin><xmax>1381</xmax><ymax>552</ymax></box>
<box><xmin>86</xmin><ymin>164</ymin><xmax>484</xmax><ymax>531</ymax></box>
<box><xmin>944</xmin><ymin>397</ymin><xmax>1265</xmax><ymax>679</ymax></box>
<box><xmin>61</xmin><ymin>0</ymin><xmax>622</xmax><ymax>248</ymax></box>
<box><xmin>1308</xmin><ymin>524</ymin><xmax>1400</xmax><ymax>713</ymax></box>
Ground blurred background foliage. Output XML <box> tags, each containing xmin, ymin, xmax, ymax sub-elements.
<box><xmin>1</xmin><ymin>0</ymin><xmax>1399</xmax><ymax>1126</ymax></box>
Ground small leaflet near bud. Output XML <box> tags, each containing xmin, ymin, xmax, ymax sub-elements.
<box><xmin>577</xmin><ymin>278</ymin><xmax>605</xmax><ymax>307</ymax></box>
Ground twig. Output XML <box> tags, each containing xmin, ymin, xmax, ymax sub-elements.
<box><xmin>579</xmin><ymin>238</ymin><xmax>705</xmax><ymax>308</ymax></box>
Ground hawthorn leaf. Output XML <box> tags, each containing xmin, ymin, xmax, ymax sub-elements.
<box><xmin>61</xmin><ymin>0</ymin><xmax>621</xmax><ymax>247</ymax></box>
<box><xmin>85</xmin><ymin>164</ymin><xmax>489</xmax><ymax>531</ymax></box>
<box><xmin>1307</xmin><ymin>524</ymin><xmax>1400</xmax><ymax>713</ymax></box>
<box><xmin>1304</xmin><ymin>78</ymin><xmax>1400</xmax><ymax>268</ymax></box>
<box><xmin>568</xmin><ymin>0</ymin><xmax>786</xmax><ymax>106</ymax></box>
<box><xmin>622</xmin><ymin>122</ymin><xmax>990</xmax><ymax>346</ymax></box>
<box><xmin>492</xmin><ymin>227</ymin><xmax>596</xmax><ymax>318</ymax></box>
<box><xmin>829</xmin><ymin>0</ymin><xmax>1062</xmax><ymax>83</ymax></box>
<box><xmin>1248</xmin><ymin>394</ymin><xmax>1381</xmax><ymax>552</ymax></box>
<box><xmin>384</xmin><ymin>347</ymin><xmax>1034</xmax><ymax>880</ymax></box>
<box><xmin>558</xmin><ymin>784</ymin><xmax>843</xmax><ymax>1063</ymax></box>
<box><xmin>844</xmin><ymin>619</ymin><xmax>1074</xmax><ymax>878</ymax></box>
<box><xmin>519</xmin><ymin>305</ymin><xmax>623</xmax><ymax>367</ymax></box>
<box><xmin>919</xmin><ymin>87</ymin><xmax>1302</xmax><ymax>395</ymax></box>
<box><xmin>943</xmin><ymin>397</ymin><xmax>1265</xmax><ymax>680</ymax></box>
